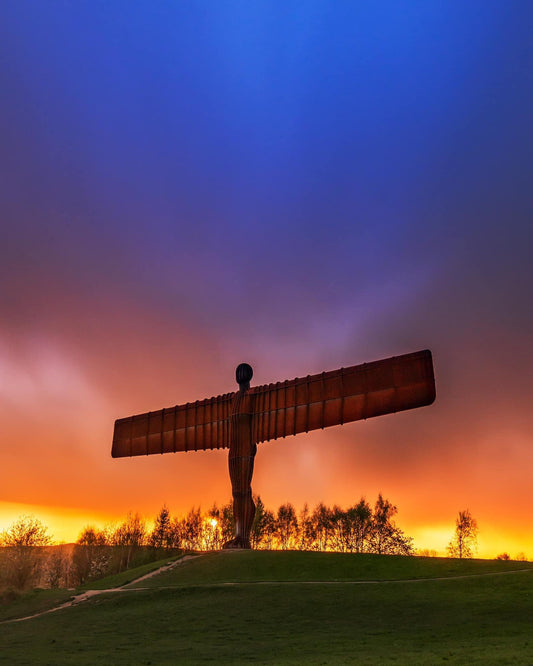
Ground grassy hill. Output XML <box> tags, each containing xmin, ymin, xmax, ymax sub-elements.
<box><xmin>1</xmin><ymin>551</ymin><xmax>532</xmax><ymax>664</ymax></box>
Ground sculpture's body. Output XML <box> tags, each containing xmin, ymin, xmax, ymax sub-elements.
<box><xmin>112</xmin><ymin>350</ymin><xmax>435</xmax><ymax>548</ymax></box>
<box><xmin>225</xmin><ymin>363</ymin><xmax>256</xmax><ymax>548</ymax></box>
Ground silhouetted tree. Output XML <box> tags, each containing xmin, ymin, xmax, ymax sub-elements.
<box><xmin>368</xmin><ymin>494</ymin><xmax>413</xmax><ymax>556</ymax></box>
<box><xmin>180</xmin><ymin>507</ymin><xmax>203</xmax><ymax>550</ymax></box>
<box><xmin>348</xmin><ymin>498</ymin><xmax>373</xmax><ymax>553</ymax></box>
<box><xmin>312</xmin><ymin>503</ymin><xmax>334</xmax><ymax>551</ymax></box>
<box><xmin>368</xmin><ymin>494</ymin><xmax>396</xmax><ymax>554</ymax></box>
<box><xmin>496</xmin><ymin>552</ymin><xmax>510</xmax><ymax>560</ymax></box>
<box><xmin>207</xmin><ymin>501</ymin><xmax>235</xmax><ymax>546</ymax></box>
<box><xmin>275</xmin><ymin>503</ymin><xmax>299</xmax><ymax>550</ymax></box>
<box><xmin>202</xmin><ymin>504</ymin><xmax>222</xmax><ymax>550</ymax></box>
<box><xmin>0</xmin><ymin>516</ymin><xmax>52</xmax><ymax>590</ymax></box>
<box><xmin>330</xmin><ymin>505</ymin><xmax>348</xmax><ymax>552</ymax></box>
<box><xmin>447</xmin><ymin>509</ymin><xmax>478</xmax><ymax>559</ymax></box>
<box><xmin>332</xmin><ymin>499</ymin><xmax>373</xmax><ymax>553</ymax></box>
<box><xmin>251</xmin><ymin>496</ymin><xmax>276</xmax><ymax>549</ymax></box>
<box><xmin>418</xmin><ymin>549</ymin><xmax>438</xmax><ymax>558</ymax></box>
<box><xmin>149</xmin><ymin>505</ymin><xmax>173</xmax><ymax>548</ymax></box>
<box><xmin>168</xmin><ymin>516</ymin><xmax>184</xmax><ymax>548</ymax></box>
<box><xmin>298</xmin><ymin>504</ymin><xmax>315</xmax><ymax>551</ymax></box>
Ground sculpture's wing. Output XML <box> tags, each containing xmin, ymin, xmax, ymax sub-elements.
<box><xmin>112</xmin><ymin>392</ymin><xmax>235</xmax><ymax>457</ymax></box>
<box><xmin>251</xmin><ymin>349</ymin><xmax>435</xmax><ymax>444</ymax></box>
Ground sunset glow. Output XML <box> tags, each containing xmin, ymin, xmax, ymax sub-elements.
<box><xmin>1</xmin><ymin>4</ymin><xmax>532</xmax><ymax>560</ymax></box>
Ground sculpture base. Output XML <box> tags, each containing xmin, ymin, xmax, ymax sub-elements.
<box><xmin>222</xmin><ymin>537</ymin><xmax>251</xmax><ymax>550</ymax></box>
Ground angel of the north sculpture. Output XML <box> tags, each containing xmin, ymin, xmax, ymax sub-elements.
<box><xmin>112</xmin><ymin>349</ymin><xmax>435</xmax><ymax>549</ymax></box>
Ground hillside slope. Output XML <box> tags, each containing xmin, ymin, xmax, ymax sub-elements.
<box><xmin>1</xmin><ymin>552</ymin><xmax>532</xmax><ymax>665</ymax></box>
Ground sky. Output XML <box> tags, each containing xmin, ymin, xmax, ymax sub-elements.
<box><xmin>1</xmin><ymin>2</ymin><xmax>532</xmax><ymax>557</ymax></box>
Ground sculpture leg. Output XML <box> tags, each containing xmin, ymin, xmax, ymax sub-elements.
<box><xmin>224</xmin><ymin>449</ymin><xmax>256</xmax><ymax>549</ymax></box>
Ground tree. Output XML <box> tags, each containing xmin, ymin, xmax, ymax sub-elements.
<box><xmin>297</xmin><ymin>504</ymin><xmax>315</xmax><ymax>551</ymax></box>
<box><xmin>149</xmin><ymin>505</ymin><xmax>173</xmax><ymax>548</ymax></box>
<box><xmin>207</xmin><ymin>500</ymin><xmax>235</xmax><ymax>547</ymax></box>
<box><xmin>0</xmin><ymin>516</ymin><xmax>52</xmax><ymax>590</ymax></box>
<box><xmin>72</xmin><ymin>526</ymin><xmax>110</xmax><ymax>584</ymax></box>
<box><xmin>367</xmin><ymin>494</ymin><xmax>414</xmax><ymax>556</ymax></box>
<box><xmin>495</xmin><ymin>552</ymin><xmax>510</xmax><ymax>561</ymax></box>
<box><xmin>342</xmin><ymin>499</ymin><xmax>373</xmax><ymax>553</ymax></box>
<box><xmin>447</xmin><ymin>509</ymin><xmax>478</xmax><ymax>559</ymax></box>
<box><xmin>368</xmin><ymin>494</ymin><xmax>396</xmax><ymax>555</ymax></box>
<box><xmin>250</xmin><ymin>495</ymin><xmax>275</xmax><ymax>549</ymax></box>
<box><xmin>259</xmin><ymin>508</ymin><xmax>276</xmax><ymax>549</ymax></box>
<box><xmin>275</xmin><ymin>503</ymin><xmax>299</xmax><ymax>550</ymax></box>
<box><xmin>44</xmin><ymin>546</ymin><xmax>70</xmax><ymax>588</ymax></box>
<box><xmin>329</xmin><ymin>505</ymin><xmax>349</xmax><ymax>552</ymax></box>
<box><xmin>112</xmin><ymin>512</ymin><xmax>146</xmax><ymax>569</ymax></box>
<box><xmin>180</xmin><ymin>507</ymin><xmax>203</xmax><ymax>550</ymax></box>
<box><xmin>311</xmin><ymin>503</ymin><xmax>333</xmax><ymax>551</ymax></box>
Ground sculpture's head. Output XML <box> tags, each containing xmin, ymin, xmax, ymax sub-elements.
<box><xmin>236</xmin><ymin>363</ymin><xmax>253</xmax><ymax>390</ymax></box>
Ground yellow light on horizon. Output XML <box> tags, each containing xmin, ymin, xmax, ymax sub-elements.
<box><xmin>1</xmin><ymin>502</ymin><xmax>530</xmax><ymax>560</ymax></box>
<box><xmin>0</xmin><ymin>501</ymin><xmax>120</xmax><ymax>543</ymax></box>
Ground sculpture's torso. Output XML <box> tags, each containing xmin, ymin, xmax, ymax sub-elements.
<box><xmin>229</xmin><ymin>389</ymin><xmax>255</xmax><ymax>458</ymax></box>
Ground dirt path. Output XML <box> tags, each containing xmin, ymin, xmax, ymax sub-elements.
<box><xmin>1</xmin><ymin>554</ymin><xmax>200</xmax><ymax>625</ymax></box>
<box><xmin>3</xmin><ymin>563</ymin><xmax>531</xmax><ymax>624</ymax></box>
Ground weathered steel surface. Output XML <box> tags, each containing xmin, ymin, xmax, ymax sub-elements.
<box><xmin>112</xmin><ymin>392</ymin><xmax>234</xmax><ymax>458</ymax></box>
<box><xmin>112</xmin><ymin>350</ymin><xmax>435</xmax><ymax>458</ymax></box>
<box><xmin>251</xmin><ymin>349</ymin><xmax>435</xmax><ymax>444</ymax></box>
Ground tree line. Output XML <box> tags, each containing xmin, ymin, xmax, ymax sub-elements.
<box><xmin>0</xmin><ymin>494</ymin><xmax>412</xmax><ymax>590</ymax></box>
<box><xmin>2</xmin><ymin>500</ymin><xmax>524</xmax><ymax>595</ymax></box>
<box><xmin>71</xmin><ymin>493</ymin><xmax>415</xmax><ymax>583</ymax></box>
<box><xmin>147</xmin><ymin>493</ymin><xmax>414</xmax><ymax>555</ymax></box>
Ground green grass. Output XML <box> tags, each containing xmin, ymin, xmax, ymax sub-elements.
<box><xmin>1</xmin><ymin>552</ymin><xmax>532</xmax><ymax>664</ymax></box>
<box><xmin>130</xmin><ymin>550</ymin><xmax>533</xmax><ymax>587</ymax></box>
<box><xmin>0</xmin><ymin>554</ymin><xmax>187</xmax><ymax>622</ymax></box>
<box><xmin>0</xmin><ymin>588</ymin><xmax>73</xmax><ymax>623</ymax></box>
<box><xmin>78</xmin><ymin>553</ymin><xmax>186</xmax><ymax>591</ymax></box>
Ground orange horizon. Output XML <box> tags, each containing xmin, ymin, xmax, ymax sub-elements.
<box><xmin>1</xmin><ymin>499</ymin><xmax>530</xmax><ymax>561</ymax></box>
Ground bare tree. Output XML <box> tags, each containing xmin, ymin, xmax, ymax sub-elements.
<box><xmin>72</xmin><ymin>526</ymin><xmax>110</xmax><ymax>584</ymax></box>
<box><xmin>0</xmin><ymin>516</ymin><xmax>52</xmax><ymax>590</ymax></box>
<box><xmin>112</xmin><ymin>512</ymin><xmax>146</xmax><ymax>569</ymax></box>
<box><xmin>447</xmin><ymin>509</ymin><xmax>478</xmax><ymax>559</ymax></box>
<box><xmin>44</xmin><ymin>546</ymin><xmax>71</xmax><ymax>588</ymax></box>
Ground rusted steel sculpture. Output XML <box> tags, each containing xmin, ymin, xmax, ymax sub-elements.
<box><xmin>112</xmin><ymin>349</ymin><xmax>436</xmax><ymax>548</ymax></box>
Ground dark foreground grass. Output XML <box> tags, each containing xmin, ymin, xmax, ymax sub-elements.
<box><xmin>0</xmin><ymin>588</ymin><xmax>73</xmax><ymax>623</ymax></box>
<box><xmin>1</xmin><ymin>552</ymin><xmax>532</xmax><ymax>665</ymax></box>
